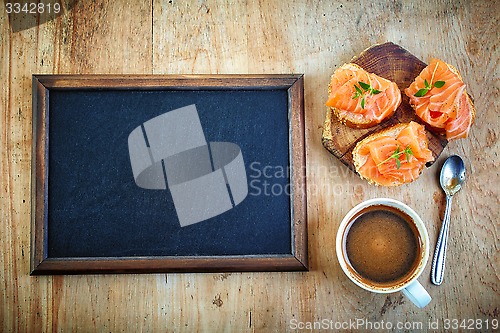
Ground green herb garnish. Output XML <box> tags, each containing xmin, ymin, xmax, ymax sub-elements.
<box><xmin>414</xmin><ymin>61</ymin><xmax>446</xmax><ymax>97</ymax></box>
<box><xmin>376</xmin><ymin>145</ymin><xmax>414</xmax><ymax>169</ymax></box>
<box><xmin>352</xmin><ymin>81</ymin><xmax>382</xmax><ymax>109</ymax></box>
<box><xmin>414</xmin><ymin>79</ymin><xmax>446</xmax><ymax>97</ymax></box>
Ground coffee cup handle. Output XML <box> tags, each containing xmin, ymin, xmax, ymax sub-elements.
<box><xmin>402</xmin><ymin>280</ymin><xmax>431</xmax><ymax>308</ymax></box>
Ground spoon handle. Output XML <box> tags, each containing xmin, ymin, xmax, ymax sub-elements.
<box><xmin>431</xmin><ymin>195</ymin><xmax>453</xmax><ymax>285</ymax></box>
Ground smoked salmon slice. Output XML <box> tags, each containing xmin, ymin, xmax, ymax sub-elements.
<box><xmin>326</xmin><ymin>63</ymin><xmax>401</xmax><ymax>128</ymax></box>
<box><xmin>353</xmin><ymin>122</ymin><xmax>434</xmax><ymax>186</ymax></box>
<box><xmin>404</xmin><ymin>59</ymin><xmax>475</xmax><ymax>140</ymax></box>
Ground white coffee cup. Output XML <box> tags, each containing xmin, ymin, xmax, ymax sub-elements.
<box><xmin>336</xmin><ymin>198</ymin><xmax>431</xmax><ymax>308</ymax></box>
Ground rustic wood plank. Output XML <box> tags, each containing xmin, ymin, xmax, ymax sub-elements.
<box><xmin>1</xmin><ymin>0</ymin><xmax>498</xmax><ymax>332</ymax></box>
<box><xmin>1</xmin><ymin>1</ymin><xmax>154</xmax><ymax>332</ymax></box>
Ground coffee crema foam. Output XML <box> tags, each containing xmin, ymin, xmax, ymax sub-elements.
<box><xmin>343</xmin><ymin>205</ymin><xmax>422</xmax><ymax>288</ymax></box>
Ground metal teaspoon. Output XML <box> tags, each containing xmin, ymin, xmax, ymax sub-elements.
<box><xmin>431</xmin><ymin>155</ymin><xmax>466</xmax><ymax>285</ymax></box>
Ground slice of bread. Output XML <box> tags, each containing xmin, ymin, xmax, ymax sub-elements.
<box><xmin>406</xmin><ymin>59</ymin><xmax>476</xmax><ymax>139</ymax></box>
<box><xmin>327</xmin><ymin>63</ymin><xmax>399</xmax><ymax>128</ymax></box>
<box><xmin>330</xmin><ymin>105</ymin><xmax>382</xmax><ymax>129</ymax></box>
<box><xmin>352</xmin><ymin>123</ymin><xmax>428</xmax><ymax>186</ymax></box>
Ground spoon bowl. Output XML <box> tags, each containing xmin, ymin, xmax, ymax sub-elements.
<box><xmin>431</xmin><ymin>155</ymin><xmax>466</xmax><ymax>285</ymax></box>
<box><xmin>440</xmin><ymin>155</ymin><xmax>466</xmax><ymax>197</ymax></box>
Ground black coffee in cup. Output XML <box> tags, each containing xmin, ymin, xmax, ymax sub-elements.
<box><xmin>343</xmin><ymin>204</ymin><xmax>422</xmax><ymax>287</ymax></box>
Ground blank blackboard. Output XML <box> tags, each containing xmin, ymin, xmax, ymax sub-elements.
<box><xmin>31</xmin><ymin>75</ymin><xmax>308</xmax><ymax>274</ymax></box>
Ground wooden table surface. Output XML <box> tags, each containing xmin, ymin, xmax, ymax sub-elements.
<box><xmin>1</xmin><ymin>1</ymin><xmax>498</xmax><ymax>331</ymax></box>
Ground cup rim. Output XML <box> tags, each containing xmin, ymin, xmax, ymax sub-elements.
<box><xmin>336</xmin><ymin>198</ymin><xmax>429</xmax><ymax>293</ymax></box>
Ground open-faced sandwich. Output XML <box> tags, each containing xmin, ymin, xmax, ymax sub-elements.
<box><xmin>353</xmin><ymin>121</ymin><xmax>435</xmax><ymax>186</ymax></box>
<box><xmin>405</xmin><ymin>59</ymin><xmax>475</xmax><ymax>140</ymax></box>
<box><xmin>325</xmin><ymin>63</ymin><xmax>401</xmax><ymax>128</ymax></box>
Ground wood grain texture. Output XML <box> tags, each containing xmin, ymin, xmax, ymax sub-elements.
<box><xmin>1</xmin><ymin>0</ymin><xmax>499</xmax><ymax>332</ymax></box>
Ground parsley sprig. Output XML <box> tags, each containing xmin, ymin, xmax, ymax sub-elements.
<box><xmin>376</xmin><ymin>145</ymin><xmax>414</xmax><ymax>169</ymax></box>
<box><xmin>414</xmin><ymin>79</ymin><xmax>445</xmax><ymax>97</ymax></box>
<box><xmin>352</xmin><ymin>81</ymin><xmax>382</xmax><ymax>109</ymax></box>
<box><xmin>414</xmin><ymin>61</ymin><xmax>446</xmax><ymax>97</ymax></box>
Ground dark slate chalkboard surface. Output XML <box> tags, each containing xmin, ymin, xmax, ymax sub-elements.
<box><xmin>47</xmin><ymin>89</ymin><xmax>292</xmax><ymax>258</ymax></box>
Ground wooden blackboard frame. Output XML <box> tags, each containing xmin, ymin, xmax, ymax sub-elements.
<box><xmin>30</xmin><ymin>74</ymin><xmax>308</xmax><ymax>275</ymax></box>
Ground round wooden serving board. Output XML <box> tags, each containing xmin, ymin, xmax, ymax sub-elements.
<box><xmin>322</xmin><ymin>42</ymin><xmax>447</xmax><ymax>172</ymax></box>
